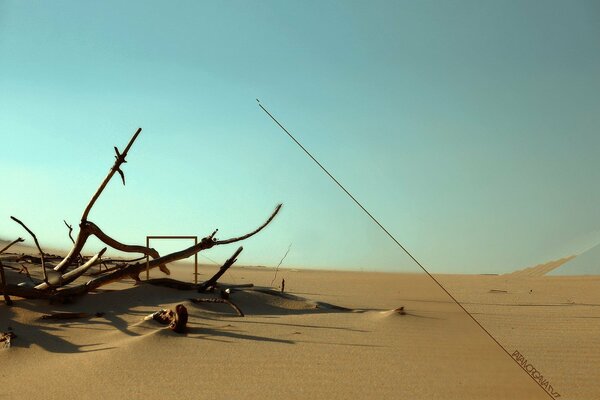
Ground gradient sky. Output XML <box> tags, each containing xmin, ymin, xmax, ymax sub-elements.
<box><xmin>1</xmin><ymin>1</ymin><xmax>599</xmax><ymax>274</ymax></box>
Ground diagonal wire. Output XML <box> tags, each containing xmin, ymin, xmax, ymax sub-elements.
<box><xmin>257</xmin><ymin>99</ymin><xmax>554</xmax><ymax>400</ymax></box>
<box><xmin>271</xmin><ymin>243</ymin><xmax>292</xmax><ymax>287</ymax></box>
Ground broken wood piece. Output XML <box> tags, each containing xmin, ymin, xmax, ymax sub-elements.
<box><xmin>190</xmin><ymin>297</ymin><xmax>245</xmax><ymax>317</ymax></box>
<box><xmin>144</xmin><ymin>304</ymin><xmax>188</xmax><ymax>333</ymax></box>
<box><xmin>1</xmin><ymin>331</ymin><xmax>16</xmax><ymax>348</ymax></box>
<box><xmin>0</xmin><ymin>237</ymin><xmax>25</xmax><ymax>255</ymax></box>
<box><xmin>169</xmin><ymin>304</ymin><xmax>188</xmax><ymax>333</ymax></box>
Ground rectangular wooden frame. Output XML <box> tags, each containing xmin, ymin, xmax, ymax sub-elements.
<box><xmin>146</xmin><ymin>235</ymin><xmax>199</xmax><ymax>284</ymax></box>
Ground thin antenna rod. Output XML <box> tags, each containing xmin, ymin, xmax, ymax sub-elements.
<box><xmin>256</xmin><ymin>99</ymin><xmax>553</xmax><ymax>399</ymax></box>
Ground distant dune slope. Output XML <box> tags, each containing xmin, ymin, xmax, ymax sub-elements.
<box><xmin>505</xmin><ymin>256</ymin><xmax>576</xmax><ymax>277</ymax></box>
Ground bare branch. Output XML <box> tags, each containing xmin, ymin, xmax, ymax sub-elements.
<box><xmin>44</xmin><ymin>204</ymin><xmax>282</xmax><ymax>297</ymax></box>
<box><xmin>34</xmin><ymin>248</ymin><xmax>106</xmax><ymax>290</ymax></box>
<box><xmin>81</xmin><ymin>128</ymin><xmax>141</xmax><ymax>222</ymax></box>
<box><xmin>190</xmin><ymin>297</ymin><xmax>244</xmax><ymax>317</ymax></box>
<box><xmin>0</xmin><ymin>237</ymin><xmax>24</xmax><ymax>255</ymax></box>
<box><xmin>198</xmin><ymin>247</ymin><xmax>243</xmax><ymax>292</ymax></box>
<box><xmin>215</xmin><ymin>204</ymin><xmax>282</xmax><ymax>245</ymax></box>
<box><xmin>54</xmin><ymin>218</ymin><xmax>162</xmax><ymax>274</ymax></box>
<box><xmin>10</xmin><ymin>216</ymin><xmax>48</xmax><ymax>284</ymax></box>
<box><xmin>53</xmin><ymin>129</ymin><xmax>142</xmax><ymax>273</ymax></box>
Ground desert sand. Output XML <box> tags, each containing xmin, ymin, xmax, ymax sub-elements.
<box><xmin>1</xmin><ymin>245</ymin><xmax>598</xmax><ymax>399</ymax></box>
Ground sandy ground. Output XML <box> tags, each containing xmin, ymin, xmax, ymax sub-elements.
<box><xmin>1</xmin><ymin>250</ymin><xmax>598</xmax><ymax>399</ymax></box>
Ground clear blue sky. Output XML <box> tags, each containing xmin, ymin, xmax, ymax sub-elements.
<box><xmin>1</xmin><ymin>1</ymin><xmax>599</xmax><ymax>274</ymax></box>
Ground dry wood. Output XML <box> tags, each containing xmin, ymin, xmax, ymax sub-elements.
<box><xmin>1</xmin><ymin>128</ymin><xmax>282</xmax><ymax>307</ymax></box>
<box><xmin>0</xmin><ymin>204</ymin><xmax>281</xmax><ymax>301</ymax></box>
<box><xmin>0</xmin><ymin>237</ymin><xmax>25</xmax><ymax>255</ymax></box>
<box><xmin>1</xmin><ymin>331</ymin><xmax>16</xmax><ymax>348</ymax></box>
<box><xmin>54</xmin><ymin>219</ymin><xmax>162</xmax><ymax>274</ymax></box>
<box><xmin>64</xmin><ymin>220</ymin><xmax>75</xmax><ymax>244</ymax></box>
<box><xmin>198</xmin><ymin>246</ymin><xmax>243</xmax><ymax>292</ymax></box>
<box><xmin>0</xmin><ymin>238</ymin><xmax>24</xmax><ymax>306</ymax></box>
<box><xmin>190</xmin><ymin>297</ymin><xmax>245</xmax><ymax>317</ymax></box>
<box><xmin>54</xmin><ymin>128</ymin><xmax>142</xmax><ymax>273</ymax></box>
<box><xmin>169</xmin><ymin>304</ymin><xmax>188</xmax><ymax>333</ymax></box>
<box><xmin>10</xmin><ymin>217</ymin><xmax>49</xmax><ymax>285</ymax></box>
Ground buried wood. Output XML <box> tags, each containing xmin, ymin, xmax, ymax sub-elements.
<box><xmin>190</xmin><ymin>297</ymin><xmax>245</xmax><ymax>317</ymax></box>
<box><xmin>1</xmin><ymin>331</ymin><xmax>16</xmax><ymax>349</ymax></box>
<box><xmin>145</xmin><ymin>304</ymin><xmax>188</xmax><ymax>333</ymax></box>
<box><xmin>0</xmin><ymin>128</ymin><xmax>282</xmax><ymax>304</ymax></box>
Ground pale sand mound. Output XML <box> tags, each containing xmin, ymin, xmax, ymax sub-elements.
<box><xmin>1</xmin><ymin>268</ymin><xmax>552</xmax><ymax>400</ymax></box>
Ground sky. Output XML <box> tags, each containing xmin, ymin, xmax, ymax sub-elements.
<box><xmin>1</xmin><ymin>1</ymin><xmax>599</xmax><ymax>274</ymax></box>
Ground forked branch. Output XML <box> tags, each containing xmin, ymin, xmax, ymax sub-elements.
<box><xmin>55</xmin><ymin>128</ymin><xmax>142</xmax><ymax>273</ymax></box>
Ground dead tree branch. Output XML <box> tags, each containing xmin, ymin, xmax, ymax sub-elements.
<box><xmin>0</xmin><ymin>237</ymin><xmax>26</xmax><ymax>304</ymax></box>
<box><xmin>198</xmin><ymin>246</ymin><xmax>243</xmax><ymax>292</ymax></box>
<box><xmin>0</xmin><ymin>204</ymin><xmax>281</xmax><ymax>301</ymax></box>
<box><xmin>214</xmin><ymin>204</ymin><xmax>282</xmax><ymax>245</ymax></box>
<box><xmin>54</xmin><ymin>128</ymin><xmax>142</xmax><ymax>273</ymax></box>
<box><xmin>34</xmin><ymin>248</ymin><xmax>106</xmax><ymax>290</ymax></box>
<box><xmin>0</xmin><ymin>237</ymin><xmax>25</xmax><ymax>255</ymax></box>
<box><xmin>190</xmin><ymin>297</ymin><xmax>245</xmax><ymax>317</ymax></box>
<box><xmin>10</xmin><ymin>217</ymin><xmax>49</xmax><ymax>285</ymax></box>
<box><xmin>82</xmin><ymin>128</ymin><xmax>141</xmax><ymax>222</ymax></box>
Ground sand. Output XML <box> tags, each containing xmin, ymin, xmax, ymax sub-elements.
<box><xmin>1</xmin><ymin>251</ymin><xmax>598</xmax><ymax>399</ymax></box>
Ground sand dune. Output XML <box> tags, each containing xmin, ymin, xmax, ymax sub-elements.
<box><xmin>2</xmin><ymin>249</ymin><xmax>598</xmax><ymax>398</ymax></box>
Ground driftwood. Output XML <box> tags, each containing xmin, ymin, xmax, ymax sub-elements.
<box><xmin>1</xmin><ymin>331</ymin><xmax>16</xmax><ymax>348</ymax></box>
<box><xmin>145</xmin><ymin>304</ymin><xmax>188</xmax><ymax>333</ymax></box>
<box><xmin>0</xmin><ymin>237</ymin><xmax>25</xmax><ymax>305</ymax></box>
<box><xmin>190</xmin><ymin>297</ymin><xmax>245</xmax><ymax>317</ymax></box>
<box><xmin>10</xmin><ymin>217</ymin><xmax>49</xmax><ymax>284</ymax></box>
<box><xmin>197</xmin><ymin>246</ymin><xmax>243</xmax><ymax>292</ymax></box>
<box><xmin>0</xmin><ymin>128</ymin><xmax>282</xmax><ymax>304</ymax></box>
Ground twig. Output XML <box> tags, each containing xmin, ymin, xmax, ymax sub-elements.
<box><xmin>0</xmin><ymin>237</ymin><xmax>24</xmax><ymax>255</ymax></box>
<box><xmin>63</xmin><ymin>220</ymin><xmax>75</xmax><ymax>244</ymax></box>
<box><xmin>270</xmin><ymin>243</ymin><xmax>291</xmax><ymax>287</ymax></box>
<box><xmin>10</xmin><ymin>217</ymin><xmax>49</xmax><ymax>285</ymax></box>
